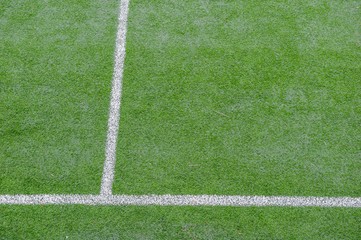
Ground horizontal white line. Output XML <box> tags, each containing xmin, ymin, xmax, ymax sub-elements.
<box><xmin>0</xmin><ymin>195</ymin><xmax>360</xmax><ymax>207</ymax></box>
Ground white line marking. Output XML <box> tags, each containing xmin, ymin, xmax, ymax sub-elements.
<box><xmin>0</xmin><ymin>195</ymin><xmax>360</xmax><ymax>207</ymax></box>
<box><xmin>2</xmin><ymin>0</ymin><xmax>358</xmax><ymax>209</ymax></box>
<box><xmin>100</xmin><ymin>0</ymin><xmax>130</xmax><ymax>195</ymax></box>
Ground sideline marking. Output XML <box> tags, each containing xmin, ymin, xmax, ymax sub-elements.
<box><xmin>0</xmin><ymin>195</ymin><xmax>360</xmax><ymax>207</ymax></box>
<box><xmin>100</xmin><ymin>0</ymin><xmax>130</xmax><ymax>195</ymax></box>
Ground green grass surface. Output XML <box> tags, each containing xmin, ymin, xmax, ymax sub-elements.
<box><xmin>0</xmin><ymin>0</ymin><xmax>119</xmax><ymax>194</ymax></box>
<box><xmin>1</xmin><ymin>0</ymin><xmax>361</xmax><ymax>239</ymax></box>
<box><xmin>1</xmin><ymin>205</ymin><xmax>360</xmax><ymax>239</ymax></box>
<box><xmin>114</xmin><ymin>0</ymin><xmax>361</xmax><ymax>196</ymax></box>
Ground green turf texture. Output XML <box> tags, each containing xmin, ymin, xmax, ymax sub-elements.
<box><xmin>0</xmin><ymin>0</ymin><xmax>119</xmax><ymax>194</ymax></box>
<box><xmin>114</xmin><ymin>0</ymin><xmax>361</xmax><ymax>196</ymax></box>
<box><xmin>1</xmin><ymin>205</ymin><xmax>360</xmax><ymax>239</ymax></box>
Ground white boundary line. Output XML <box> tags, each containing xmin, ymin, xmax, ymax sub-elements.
<box><xmin>100</xmin><ymin>0</ymin><xmax>130</xmax><ymax>195</ymax></box>
<box><xmin>0</xmin><ymin>195</ymin><xmax>360</xmax><ymax>207</ymax></box>
<box><xmin>1</xmin><ymin>0</ymin><xmax>360</xmax><ymax>208</ymax></box>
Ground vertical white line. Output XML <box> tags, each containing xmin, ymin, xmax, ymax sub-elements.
<box><xmin>100</xmin><ymin>0</ymin><xmax>130</xmax><ymax>195</ymax></box>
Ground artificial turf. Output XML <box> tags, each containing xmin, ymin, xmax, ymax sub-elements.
<box><xmin>1</xmin><ymin>205</ymin><xmax>360</xmax><ymax>239</ymax></box>
<box><xmin>0</xmin><ymin>0</ymin><xmax>119</xmax><ymax>194</ymax></box>
<box><xmin>113</xmin><ymin>0</ymin><xmax>361</xmax><ymax>196</ymax></box>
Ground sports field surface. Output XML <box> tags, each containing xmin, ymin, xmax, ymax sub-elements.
<box><xmin>1</xmin><ymin>0</ymin><xmax>360</xmax><ymax>238</ymax></box>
